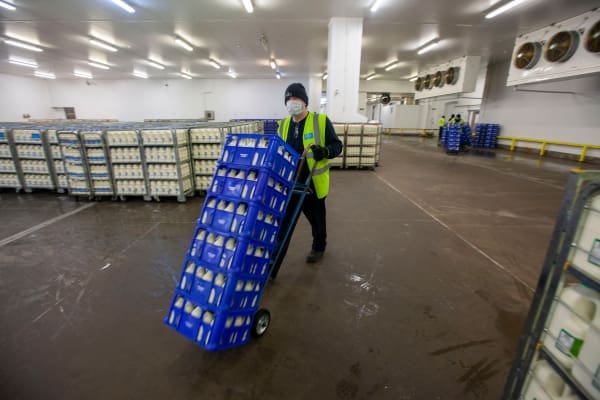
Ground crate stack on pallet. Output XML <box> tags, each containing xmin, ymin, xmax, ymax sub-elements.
<box><xmin>0</xmin><ymin>127</ymin><xmax>20</xmax><ymax>189</ymax></box>
<box><xmin>330</xmin><ymin>124</ymin><xmax>346</xmax><ymax>168</ymax></box>
<box><xmin>141</xmin><ymin>128</ymin><xmax>194</xmax><ymax>202</ymax></box>
<box><xmin>444</xmin><ymin>124</ymin><xmax>461</xmax><ymax>154</ymax></box>
<box><xmin>164</xmin><ymin>133</ymin><xmax>299</xmax><ymax>351</ymax></box>
<box><xmin>47</xmin><ymin>129</ymin><xmax>68</xmax><ymax>192</ymax></box>
<box><xmin>331</xmin><ymin>123</ymin><xmax>381</xmax><ymax>169</ymax></box>
<box><xmin>82</xmin><ymin>131</ymin><xmax>114</xmax><ymax>196</ymax></box>
<box><xmin>107</xmin><ymin>129</ymin><xmax>150</xmax><ymax>199</ymax></box>
<box><xmin>190</xmin><ymin>126</ymin><xmax>225</xmax><ymax>191</ymax></box>
<box><xmin>473</xmin><ymin>124</ymin><xmax>500</xmax><ymax>149</ymax></box>
<box><xmin>13</xmin><ymin>128</ymin><xmax>55</xmax><ymax>191</ymax></box>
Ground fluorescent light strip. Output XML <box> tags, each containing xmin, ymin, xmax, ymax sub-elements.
<box><xmin>270</xmin><ymin>58</ymin><xmax>277</xmax><ymax>69</ymax></box>
<box><xmin>322</xmin><ymin>73</ymin><xmax>328</xmax><ymax>80</ymax></box>
<box><xmin>209</xmin><ymin>58</ymin><xmax>221</xmax><ymax>69</ymax></box>
<box><xmin>408</xmin><ymin>76</ymin><xmax>418</xmax><ymax>82</ymax></box>
<box><xmin>242</xmin><ymin>0</ymin><xmax>254</xmax><ymax>13</ymax></box>
<box><xmin>417</xmin><ymin>40</ymin><xmax>439</xmax><ymax>55</ymax></box>
<box><xmin>88</xmin><ymin>61</ymin><xmax>110</xmax><ymax>70</ymax></box>
<box><xmin>384</xmin><ymin>61</ymin><xmax>400</xmax><ymax>71</ymax></box>
<box><xmin>89</xmin><ymin>38</ymin><xmax>118</xmax><ymax>52</ymax></box>
<box><xmin>8</xmin><ymin>58</ymin><xmax>38</xmax><ymax>68</ymax></box>
<box><xmin>34</xmin><ymin>71</ymin><xmax>56</xmax><ymax>79</ymax></box>
<box><xmin>110</xmin><ymin>0</ymin><xmax>135</xmax><ymax>14</ymax></box>
<box><xmin>275</xmin><ymin>72</ymin><xmax>281</xmax><ymax>79</ymax></box>
<box><xmin>133</xmin><ymin>70</ymin><xmax>148</xmax><ymax>79</ymax></box>
<box><xmin>365</xmin><ymin>74</ymin><xmax>376</xmax><ymax>81</ymax></box>
<box><xmin>485</xmin><ymin>0</ymin><xmax>528</xmax><ymax>19</ymax></box>
<box><xmin>370</xmin><ymin>0</ymin><xmax>382</xmax><ymax>13</ymax></box>
<box><xmin>147</xmin><ymin>60</ymin><xmax>165</xmax><ymax>70</ymax></box>
<box><xmin>174</xmin><ymin>36</ymin><xmax>194</xmax><ymax>52</ymax></box>
<box><xmin>228</xmin><ymin>71</ymin><xmax>237</xmax><ymax>78</ymax></box>
<box><xmin>4</xmin><ymin>39</ymin><xmax>43</xmax><ymax>52</ymax></box>
<box><xmin>74</xmin><ymin>71</ymin><xmax>93</xmax><ymax>79</ymax></box>
<box><xmin>180</xmin><ymin>72</ymin><xmax>192</xmax><ymax>80</ymax></box>
<box><xmin>0</xmin><ymin>1</ymin><xmax>16</xmax><ymax>11</ymax></box>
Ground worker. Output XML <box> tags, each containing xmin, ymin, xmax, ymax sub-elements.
<box><xmin>455</xmin><ymin>114</ymin><xmax>464</xmax><ymax>126</ymax></box>
<box><xmin>438</xmin><ymin>115</ymin><xmax>446</xmax><ymax>142</ymax></box>
<box><xmin>274</xmin><ymin>82</ymin><xmax>343</xmax><ymax>273</ymax></box>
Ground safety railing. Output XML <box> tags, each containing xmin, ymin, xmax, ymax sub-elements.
<box><xmin>383</xmin><ymin>128</ymin><xmax>437</xmax><ymax>136</ymax></box>
<box><xmin>498</xmin><ymin>136</ymin><xmax>600</xmax><ymax>163</ymax></box>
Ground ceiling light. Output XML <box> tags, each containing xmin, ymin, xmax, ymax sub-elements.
<box><xmin>322</xmin><ymin>73</ymin><xmax>328</xmax><ymax>80</ymax></box>
<box><xmin>88</xmin><ymin>61</ymin><xmax>110</xmax><ymax>70</ymax></box>
<box><xmin>74</xmin><ymin>71</ymin><xmax>93</xmax><ymax>79</ymax></box>
<box><xmin>270</xmin><ymin>58</ymin><xmax>277</xmax><ymax>69</ymax></box>
<box><xmin>0</xmin><ymin>1</ymin><xmax>16</xmax><ymax>11</ymax></box>
<box><xmin>8</xmin><ymin>57</ymin><xmax>38</xmax><ymax>68</ymax></box>
<box><xmin>408</xmin><ymin>75</ymin><xmax>418</xmax><ymax>82</ymax></box>
<box><xmin>180</xmin><ymin>72</ymin><xmax>193</xmax><ymax>80</ymax></box>
<box><xmin>242</xmin><ymin>0</ymin><xmax>254</xmax><ymax>13</ymax></box>
<box><xmin>209</xmin><ymin>58</ymin><xmax>221</xmax><ymax>69</ymax></box>
<box><xmin>384</xmin><ymin>61</ymin><xmax>401</xmax><ymax>71</ymax></box>
<box><xmin>228</xmin><ymin>71</ymin><xmax>237</xmax><ymax>79</ymax></box>
<box><xmin>89</xmin><ymin>38</ymin><xmax>118</xmax><ymax>52</ymax></box>
<box><xmin>275</xmin><ymin>72</ymin><xmax>281</xmax><ymax>79</ymax></box>
<box><xmin>485</xmin><ymin>0</ymin><xmax>529</xmax><ymax>19</ymax></box>
<box><xmin>4</xmin><ymin>38</ymin><xmax>43</xmax><ymax>52</ymax></box>
<box><xmin>370</xmin><ymin>0</ymin><xmax>382</xmax><ymax>13</ymax></box>
<box><xmin>35</xmin><ymin>71</ymin><xmax>56</xmax><ymax>79</ymax></box>
<box><xmin>110</xmin><ymin>0</ymin><xmax>135</xmax><ymax>14</ymax></box>
<box><xmin>147</xmin><ymin>60</ymin><xmax>165</xmax><ymax>70</ymax></box>
<box><xmin>174</xmin><ymin>35</ymin><xmax>194</xmax><ymax>52</ymax></box>
<box><xmin>417</xmin><ymin>39</ymin><xmax>439</xmax><ymax>55</ymax></box>
<box><xmin>365</xmin><ymin>74</ymin><xmax>376</xmax><ymax>81</ymax></box>
<box><xmin>133</xmin><ymin>70</ymin><xmax>148</xmax><ymax>79</ymax></box>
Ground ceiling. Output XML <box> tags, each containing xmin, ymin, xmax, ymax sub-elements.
<box><xmin>0</xmin><ymin>0</ymin><xmax>597</xmax><ymax>81</ymax></box>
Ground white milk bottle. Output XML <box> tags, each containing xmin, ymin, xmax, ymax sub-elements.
<box><xmin>523</xmin><ymin>359</ymin><xmax>569</xmax><ymax>400</ymax></box>
<box><xmin>571</xmin><ymin>194</ymin><xmax>600</xmax><ymax>281</ymax></box>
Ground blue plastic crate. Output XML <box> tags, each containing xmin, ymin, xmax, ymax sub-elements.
<box><xmin>198</xmin><ymin>195</ymin><xmax>281</xmax><ymax>246</ymax></box>
<box><xmin>187</xmin><ymin>227</ymin><xmax>274</xmax><ymax>277</ymax></box>
<box><xmin>220</xmin><ymin>134</ymin><xmax>298</xmax><ymax>182</ymax></box>
<box><xmin>165</xmin><ymin>294</ymin><xmax>255</xmax><ymax>351</ymax></box>
<box><xmin>209</xmin><ymin>165</ymin><xmax>292</xmax><ymax>216</ymax></box>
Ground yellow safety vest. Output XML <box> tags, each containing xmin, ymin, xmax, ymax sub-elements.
<box><xmin>439</xmin><ymin>118</ymin><xmax>446</xmax><ymax>127</ymax></box>
<box><xmin>277</xmin><ymin>112</ymin><xmax>330</xmax><ymax>199</ymax></box>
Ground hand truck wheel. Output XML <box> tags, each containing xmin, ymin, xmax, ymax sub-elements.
<box><xmin>252</xmin><ymin>308</ymin><xmax>271</xmax><ymax>338</ymax></box>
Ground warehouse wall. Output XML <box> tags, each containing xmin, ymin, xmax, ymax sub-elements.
<box><xmin>0</xmin><ymin>74</ymin><xmax>304</xmax><ymax>122</ymax></box>
<box><xmin>0</xmin><ymin>73</ymin><xmax>53</xmax><ymax>121</ymax></box>
<box><xmin>480</xmin><ymin>60</ymin><xmax>600</xmax><ymax>158</ymax></box>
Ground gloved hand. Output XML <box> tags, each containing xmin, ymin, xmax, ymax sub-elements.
<box><xmin>310</xmin><ymin>144</ymin><xmax>329</xmax><ymax>161</ymax></box>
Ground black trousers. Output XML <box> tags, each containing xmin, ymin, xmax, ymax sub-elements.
<box><xmin>438</xmin><ymin>126</ymin><xmax>443</xmax><ymax>141</ymax></box>
<box><xmin>270</xmin><ymin>191</ymin><xmax>327</xmax><ymax>278</ymax></box>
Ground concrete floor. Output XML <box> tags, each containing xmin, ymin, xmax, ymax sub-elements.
<box><xmin>0</xmin><ymin>137</ymin><xmax>579</xmax><ymax>400</ymax></box>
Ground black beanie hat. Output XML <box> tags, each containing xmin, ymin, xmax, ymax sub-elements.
<box><xmin>284</xmin><ymin>83</ymin><xmax>308</xmax><ymax>106</ymax></box>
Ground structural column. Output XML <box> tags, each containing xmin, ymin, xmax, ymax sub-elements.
<box><xmin>307</xmin><ymin>76</ymin><xmax>323</xmax><ymax>113</ymax></box>
<box><xmin>326</xmin><ymin>17</ymin><xmax>367</xmax><ymax>122</ymax></box>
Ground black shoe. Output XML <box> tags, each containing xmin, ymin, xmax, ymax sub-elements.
<box><xmin>306</xmin><ymin>250</ymin><xmax>324</xmax><ymax>263</ymax></box>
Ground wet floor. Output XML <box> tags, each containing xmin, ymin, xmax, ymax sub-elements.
<box><xmin>0</xmin><ymin>137</ymin><xmax>582</xmax><ymax>399</ymax></box>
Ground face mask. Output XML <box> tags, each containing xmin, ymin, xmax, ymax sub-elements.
<box><xmin>286</xmin><ymin>100</ymin><xmax>304</xmax><ymax>116</ymax></box>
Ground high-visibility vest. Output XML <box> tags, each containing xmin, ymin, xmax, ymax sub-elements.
<box><xmin>439</xmin><ymin>118</ymin><xmax>446</xmax><ymax>127</ymax></box>
<box><xmin>277</xmin><ymin>112</ymin><xmax>330</xmax><ymax>199</ymax></box>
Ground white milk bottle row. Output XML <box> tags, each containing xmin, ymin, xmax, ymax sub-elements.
<box><xmin>16</xmin><ymin>145</ymin><xmax>45</xmax><ymax>159</ymax></box>
<box><xmin>148</xmin><ymin>164</ymin><xmax>182</xmax><ymax>179</ymax></box>
<box><xmin>107</xmin><ymin>131</ymin><xmax>138</xmax><ymax>145</ymax></box>
<box><xmin>0</xmin><ymin>144</ymin><xmax>11</xmax><ymax>157</ymax></box>
<box><xmin>193</xmin><ymin>160</ymin><xmax>217</xmax><ymax>175</ymax></box>
<box><xmin>13</xmin><ymin>130</ymin><xmax>41</xmax><ymax>143</ymax></box>
<box><xmin>54</xmin><ymin>160</ymin><xmax>65</xmax><ymax>174</ymax></box>
<box><xmin>190</xmin><ymin>128</ymin><xmax>221</xmax><ymax>143</ymax></box>
<box><xmin>0</xmin><ymin>160</ymin><xmax>15</xmax><ymax>172</ymax></box>
<box><xmin>571</xmin><ymin>194</ymin><xmax>600</xmax><ymax>281</ymax></box>
<box><xmin>142</xmin><ymin>130</ymin><xmax>173</xmax><ymax>145</ymax></box>
<box><xmin>50</xmin><ymin>145</ymin><xmax>62</xmax><ymax>158</ymax></box>
<box><xmin>113</xmin><ymin>165</ymin><xmax>144</xmax><ymax>179</ymax></box>
<box><xmin>92</xmin><ymin>180</ymin><xmax>112</xmax><ymax>192</ymax></box>
<box><xmin>47</xmin><ymin>130</ymin><xmax>58</xmax><ymax>143</ymax></box>
<box><xmin>145</xmin><ymin>147</ymin><xmax>176</xmax><ymax>162</ymax></box>
<box><xmin>57</xmin><ymin>175</ymin><xmax>68</xmax><ymax>187</ymax></box>
<box><xmin>116</xmin><ymin>180</ymin><xmax>146</xmax><ymax>194</ymax></box>
<box><xmin>90</xmin><ymin>165</ymin><xmax>109</xmax><ymax>178</ymax></box>
<box><xmin>83</xmin><ymin>133</ymin><xmax>103</xmax><ymax>146</ymax></box>
<box><xmin>0</xmin><ymin>174</ymin><xmax>19</xmax><ymax>186</ymax></box>
<box><xmin>62</xmin><ymin>148</ymin><xmax>81</xmax><ymax>161</ymax></box>
<box><xmin>21</xmin><ymin>160</ymin><xmax>49</xmax><ymax>173</ymax></box>
<box><xmin>543</xmin><ymin>283</ymin><xmax>600</xmax><ymax>398</ymax></box>
<box><xmin>195</xmin><ymin>176</ymin><xmax>211</xmax><ymax>190</ymax></box>
<box><xmin>66</xmin><ymin>164</ymin><xmax>85</xmax><ymax>176</ymax></box>
<box><xmin>150</xmin><ymin>180</ymin><xmax>182</xmax><ymax>195</ymax></box>
<box><xmin>24</xmin><ymin>174</ymin><xmax>52</xmax><ymax>187</ymax></box>
<box><xmin>110</xmin><ymin>147</ymin><xmax>141</xmax><ymax>162</ymax></box>
<box><xmin>86</xmin><ymin>149</ymin><xmax>106</xmax><ymax>162</ymax></box>
<box><xmin>192</xmin><ymin>144</ymin><xmax>222</xmax><ymax>159</ymax></box>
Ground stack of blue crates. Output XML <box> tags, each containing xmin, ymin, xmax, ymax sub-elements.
<box><xmin>263</xmin><ymin>120</ymin><xmax>279</xmax><ymax>135</ymax></box>
<box><xmin>473</xmin><ymin>124</ymin><xmax>500</xmax><ymax>149</ymax></box>
<box><xmin>165</xmin><ymin>134</ymin><xmax>299</xmax><ymax>351</ymax></box>
<box><xmin>445</xmin><ymin>124</ymin><xmax>461</xmax><ymax>153</ymax></box>
<box><xmin>460</xmin><ymin>124</ymin><xmax>472</xmax><ymax>147</ymax></box>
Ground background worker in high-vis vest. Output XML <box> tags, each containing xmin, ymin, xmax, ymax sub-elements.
<box><xmin>275</xmin><ymin>82</ymin><xmax>343</xmax><ymax>269</ymax></box>
<box><xmin>438</xmin><ymin>115</ymin><xmax>446</xmax><ymax>143</ymax></box>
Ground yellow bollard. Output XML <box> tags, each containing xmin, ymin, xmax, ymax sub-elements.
<box><xmin>579</xmin><ymin>146</ymin><xmax>588</xmax><ymax>163</ymax></box>
<box><xmin>540</xmin><ymin>142</ymin><xmax>547</xmax><ymax>157</ymax></box>
<box><xmin>510</xmin><ymin>138</ymin><xmax>517</xmax><ymax>152</ymax></box>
